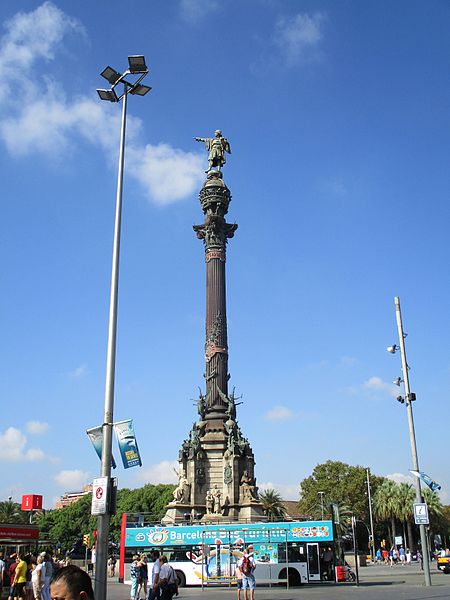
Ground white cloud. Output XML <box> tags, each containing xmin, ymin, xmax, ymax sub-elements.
<box><xmin>259</xmin><ymin>481</ymin><xmax>299</xmax><ymax>501</ymax></box>
<box><xmin>274</xmin><ymin>12</ymin><xmax>325</xmax><ymax>65</ymax></box>
<box><xmin>386</xmin><ymin>472</ymin><xmax>414</xmax><ymax>485</ymax></box>
<box><xmin>26</xmin><ymin>421</ymin><xmax>50</xmax><ymax>435</ymax></box>
<box><xmin>0</xmin><ymin>427</ymin><xmax>47</xmax><ymax>462</ymax></box>
<box><xmin>135</xmin><ymin>460</ymin><xmax>178</xmax><ymax>485</ymax></box>
<box><xmin>363</xmin><ymin>376</ymin><xmax>398</xmax><ymax>398</ymax></box>
<box><xmin>264</xmin><ymin>405</ymin><xmax>295</xmax><ymax>422</ymax></box>
<box><xmin>180</xmin><ymin>0</ymin><xmax>219</xmax><ymax>22</ymax></box>
<box><xmin>54</xmin><ymin>469</ymin><xmax>89</xmax><ymax>490</ymax></box>
<box><xmin>68</xmin><ymin>364</ymin><xmax>88</xmax><ymax>379</ymax></box>
<box><xmin>0</xmin><ymin>3</ymin><xmax>204</xmax><ymax>205</ymax></box>
<box><xmin>0</xmin><ymin>1</ymin><xmax>84</xmax><ymax>103</ymax></box>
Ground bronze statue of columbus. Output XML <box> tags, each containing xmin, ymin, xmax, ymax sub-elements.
<box><xmin>194</xmin><ymin>130</ymin><xmax>231</xmax><ymax>174</ymax></box>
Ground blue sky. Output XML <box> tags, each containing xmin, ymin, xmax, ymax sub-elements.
<box><xmin>1</xmin><ymin>0</ymin><xmax>450</xmax><ymax>510</ymax></box>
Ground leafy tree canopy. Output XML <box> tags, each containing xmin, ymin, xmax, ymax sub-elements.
<box><xmin>298</xmin><ymin>460</ymin><xmax>385</xmax><ymax>522</ymax></box>
<box><xmin>36</xmin><ymin>483</ymin><xmax>175</xmax><ymax>551</ymax></box>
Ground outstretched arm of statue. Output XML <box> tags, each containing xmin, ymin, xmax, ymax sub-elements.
<box><xmin>194</xmin><ymin>137</ymin><xmax>206</xmax><ymax>142</ymax></box>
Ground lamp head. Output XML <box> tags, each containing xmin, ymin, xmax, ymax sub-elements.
<box><xmin>100</xmin><ymin>66</ymin><xmax>122</xmax><ymax>85</ymax></box>
<box><xmin>396</xmin><ymin>395</ymin><xmax>405</xmax><ymax>404</ymax></box>
<box><xmin>96</xmin><ymin>88</ymin><xmax>118</xmax><ymax>102</ymax></box>
<box><xmin>128</xmin><ymin>55</ymin><xmax>147</xmax><ymax>73</ymax></box>
<box><xmin>393</xmin><ymin>377</ymin><xmax>402</xmax><ymax>386</ymax></box>
<box><xmin>387</xmin><ymin>344</ymin><xmax>397</xmax><ymax>354</ymax></box>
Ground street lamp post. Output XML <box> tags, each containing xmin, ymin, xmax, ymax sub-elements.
<box><xmin>95</xmin><ymin>56</ymin><xmax>151</xmax><ymax>600</ymax></box>
<box><xmin>366</xmin><ymin>468</ymin><xmax>375</xmax><ymax>563</ymax></box>
<box><xmin>388</xmin><ymin>296</ymin><xmax>431</xmax><ymax>586</ymax></box>
<box><xmin>318</xmin><ymin>491</ymin><xmax>325</xmax><ymax>520</ymax></box>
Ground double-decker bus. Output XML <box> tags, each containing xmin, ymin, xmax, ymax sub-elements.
<box><xmin>119</xmin><ymin>514</ymin><xmax>335</xmax><ymax>587</ymax></box>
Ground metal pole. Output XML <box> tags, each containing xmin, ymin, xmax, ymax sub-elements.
<box><xmin>351</xmin><ymin>517</ymin><xmax>360</xmax><ymax>586</ymax></box>
<box><xmin>94</xmin><ymin>90</ymin><xmax>128</xmax><ymax>600</ymax></box>
<box><xmin>394</xmin><ymin>296</ymin><xmax>431</xmax><ymax>586</ymax></box>
<box><xmin>318</xmin><ymin>492</ymin><xmax>324</xmax><ymax>521</ymax></box>
<box><xmin>366</xmin><ymin>469</ymin><xmax>375</xmax><ymax>563</ymax></box>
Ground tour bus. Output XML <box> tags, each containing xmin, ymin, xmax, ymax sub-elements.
<box><xmin>119</xmin><ymin>514</ymin><xmax>335</xmax><ymax>587</ymax></box>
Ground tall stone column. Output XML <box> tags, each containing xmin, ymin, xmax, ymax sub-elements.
<box><xmin>193</xmin><ymin>172</ymin><xmax>237</xmax><ymax>427</ymax></box>
<box><xmin>162</xmin><ymin>142</ymin><xmax>265</xmax><ymax>524</ymax></box>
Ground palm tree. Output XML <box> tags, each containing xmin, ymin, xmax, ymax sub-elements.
<box><xmin>373</xmin><ymin>480</ymin><xmax>401</xmax><ymax>546</ymax></box>
<box><xmin>397</xmin><ymin>483</ymin><xmax>415</xmax><ymax>549</ymax></box>
<box><xmin>0</xmin><ymin>500</ymin><xmax>28</xmax><ymax>524</ymax></box>
<box><xmin>259</xmin><ymin>489</ymin><xmax>287</xmax><ymax>520</ymax></box>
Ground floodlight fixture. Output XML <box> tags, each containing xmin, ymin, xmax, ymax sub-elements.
<box><xmin>100</xmin><ymin>66</ymin><xmax>122</xmax><ymax>85</ymax></box>
<box><xmin>96</xmin><ymin>88</ymin><xmax>118</xmax><ymax>102</ymax></box>
<box><xmin>386</xmin><ymin>344</ymin><xmax>397</xmax><ymax>354</ymax></box>
<box><xmin>130</xmin><ymin>84</ymin><xmax>152</xmax><ymax>96</ymax></box>
<box><xmin>396</xmin><ymin>395</ymin><xmax>405</xmax><ymax>404</ymax></box>
<box><xmin>393</xmin><ymin>377</ymin><xmax>403</xmax><ymax>386</ymax></box>
<box><xmin>128</xmin><ymin>55</ymin><xmax>147</xmax><ymax>73</ymax></box>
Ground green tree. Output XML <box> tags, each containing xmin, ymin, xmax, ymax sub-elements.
<box><xmin>298</xmin><ymin>461</ymin><xmax>384</xmax><ymax>523</ymax></box>
<box><xmin>0</xmin><ymin>500</ymin><xmax>28</xmax><ymax>524</ymax></box>
<box><xmin>259</xmin><ymin>489</ymin><xmax>287</xmax><ymax>520</ymax></box>
<box><xmin>396</xmin><ymin>483</ymin><xmax>415</xmax><ymax>549</ymax></box>
<box><xmin>373</xmin><ymin>479</ymin><xmax>401</xmax><ymax>546</ymax></box>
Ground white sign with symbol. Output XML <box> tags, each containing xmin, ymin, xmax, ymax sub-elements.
<box><xmin>413</xmin><ymin>502</ymin><xmax>429</xmax><ymax>525</ymax></box>
<box><xmin>91</xmin><ymin>477</ymin><xmax>108</xmax><ymax>515</ymax></box>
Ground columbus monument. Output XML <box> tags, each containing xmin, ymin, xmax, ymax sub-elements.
<box><xmin>163</xmin><ymin>131</ymin><xmax>265</xmax><ymax>523</ymax></box>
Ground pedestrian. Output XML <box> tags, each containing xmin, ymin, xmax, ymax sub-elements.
<box><xmin>376</xmin><ymin>549</ymin><xmax>382</xmax><ymax>564</ymax></box>
<box><xmin>406</xmin><ymin>548</ymin><xmax>412</xmax><ymax>565</ymax></box>
<box><xmin>32</xmin><ymin>556</ymin><xmax>45</xmax><ymax>600</ymax></box>
<box><xmin>157</xmin><ymin>556</ymin><xmax>178</xmax><ymax>600</ymax></box>
<box><xmin>148</xmin><ymin>550</ymin><xmax>161</xmax><ymax>600</ymax></box>
<box><xmin>40</xmin><ymin>553</ymin><xmax>53</xmax><ymax>600</ymax></box>
<box><xmin>417</xmin><ymin>549</ymin><xmax>423</xmax><ymax>570</ymax></box>
<box><xmin>130</xmin><ymin>555</ymin><xmax>141</xmax><ymax>600</ymax></box>
<box><xmin>382</xmin><ymin>548</ymin><xmax>388</xmax><ymax>564</ymax></box>
<box><xmin>235</xmin><ymin>562</ymin><xmax>243</xmax><ymax>600</ymax></box>
<box><xmin>137</xmin><ymin>554</ymin><xmax>148</xmax><ymax>600</ymax></box>
<box><xmin>0</xmin><ymin>552</ymin><xmax>5</xmax><ymax>597</ymax></box>
<box><xmin>323</xmin><ymin>547</ymin><xmax>333</xmax><ymax>580</ymax></box>
<box><xmin>107</xmin><ymin>555</ymin><xmax>116</xmax><ymax>578</ymax></box>
<box><xmin>237</xmin><ymin>548</ymin><xmax>256</xmax><ymax>600</ymax></box>
<box><xmin>399</xmin><ymin>546</ymin><xmax>405</xmax><ymax>566</ymax></box>
<box><xmin>50</xmin><ymin>565</ymin><xmax>94</xmax><ymax>600</ymax></box>
<box><xmin>10</xmin><ymin>552</ymin><xmax>27</xmax><ymax>600</ymax></box>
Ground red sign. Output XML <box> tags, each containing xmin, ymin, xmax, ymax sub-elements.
<box><xmin>21</xmin><ymin>495</ymin><xmax>43</xmax><ymax>511</ymax></box>
<box><xmin>0</xmin><ymin>526</ymin><xmax>39</xmax><ymax>540</ymax></box>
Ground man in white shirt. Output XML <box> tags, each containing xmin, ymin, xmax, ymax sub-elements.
<box><xmin>237</xmin><ymin>549</ymin><xmax>256</xmax><ymax>600</ymax></box>
<box><xmin>149</xmin><ymin>551</ymin><xmax>161</xmax><ymax>600</ymax></box>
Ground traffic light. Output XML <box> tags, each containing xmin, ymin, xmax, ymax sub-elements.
<box><xmin>83</xmin><ymin>534</ymin><xmax>90</xmax><ymax>546</ymax></box>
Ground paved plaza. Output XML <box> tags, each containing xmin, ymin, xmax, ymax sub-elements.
<box><xmin>105</xmin><ymin>564</ymin><xmax>450</xmax><ymax>600</ymax></box>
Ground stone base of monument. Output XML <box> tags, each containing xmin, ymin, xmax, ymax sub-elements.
<box><xmin>161</xmin><ymin>504</ymin><xmax>193</xmax><ymax>525</ymax></box>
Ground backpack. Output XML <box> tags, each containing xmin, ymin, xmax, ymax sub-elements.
<box><xmin>241</xmin><ymin>555</ymin><xmax>252</xmax><ymax>576</ymax></box>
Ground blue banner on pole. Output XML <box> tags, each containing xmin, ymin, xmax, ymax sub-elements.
<box><xmin>114</xmin><ymin>419</ymin><xmax>142</xmax><ymax>469</ymax></box>
<box><xmin>87</xmin><ymin>426</ymin><xmax>116</xmax><ymax>469</ymax></box>
<box><xmin>410</xmin><ymin>470</ymin><xmax>441</xmax><ymax>492</ymax></box>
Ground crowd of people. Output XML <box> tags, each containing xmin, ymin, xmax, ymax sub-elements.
<box><xmin>0</xmin><ymin>552</ymin><xmax>92</xmax><ymax>600</ymax></box>
<box><xmin>130</xmin><ymin>551</ymin><xmax>179</xmax><ymax>600</ymax></box>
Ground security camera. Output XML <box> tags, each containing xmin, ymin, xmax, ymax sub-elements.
<box><xmin>387</xmin><ymin>345</ymin><xmax>398</xmax><ymax>354</ymax></box>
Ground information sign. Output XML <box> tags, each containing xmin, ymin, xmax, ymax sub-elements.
<box><xmin>414</xmin><ymin>502</ymin><xmax>429</xmax><ymax>525</ymax></box>
<box><xmin>91</xmin><ymin>477</ymin><xmax>109</xmax><ymax>516</ymax></box>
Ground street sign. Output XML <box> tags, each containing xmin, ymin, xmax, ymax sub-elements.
<box><xmin>414</xmin><ymin>502</ymin><xmax>429</xmax><ymax>525</ymax></box>
<box><xmin>91</xmin><ymin>477</ymin><xmax>109</xmax><ymax>516</ymax></box>
<box><xmin>395</xmin><ymin>536</ymin><xmax>403</xmax><ymax>546</ymax></box>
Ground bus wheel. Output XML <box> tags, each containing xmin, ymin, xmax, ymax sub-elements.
<box><xmin>175</xmin><ymin>570</ymin><xmax>186</xmax><ymax>587</ymax></box>
<box><xmin>278</xmin><ymin>568</ymin><xmax>301</xmax><ymax>587</ymax></box>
